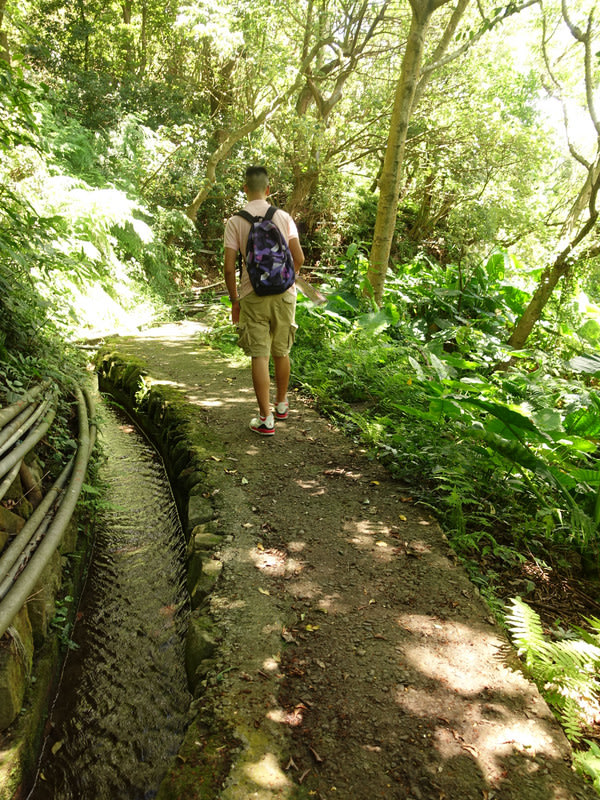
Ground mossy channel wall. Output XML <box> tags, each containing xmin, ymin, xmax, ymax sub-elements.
<box><xmin>95</xmin><ymin>348</ymin><xmax>231</xmax><ymax>799</ymax></box>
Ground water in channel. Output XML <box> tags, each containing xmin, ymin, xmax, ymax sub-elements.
<box><xmin>28</xmin><ymin>400</ymin><xmax>190</xmax><ymax>800</ymax></box>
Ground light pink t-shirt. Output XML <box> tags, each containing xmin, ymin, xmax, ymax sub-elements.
<box><xmin>224</xmin><ymin>199</ymin><xmax>299</xmax><ymax>299</ymax></box>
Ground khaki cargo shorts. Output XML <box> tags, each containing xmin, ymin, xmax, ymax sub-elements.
<box><xmin>237</xmin><ymin>292</ymin><xmax>298</xmax><ymax>358</ymax></box>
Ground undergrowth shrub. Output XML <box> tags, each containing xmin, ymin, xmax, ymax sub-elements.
<box><xmin>507</xmin><ymin>597</ymin><xmax>600</xmax><ymax>789</ymax></box>
<box><xmin>290</xmin><ymin>247</ymin><xmax>600</xmax><ymax>599</ymax></box>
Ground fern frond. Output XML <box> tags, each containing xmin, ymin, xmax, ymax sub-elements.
<box><xmin>552</xmin><ymin>639</ymin><xmax>600</xmax><ymax>671</ymax></box>
<box><xmin>582</xmin><ymin>617</ymin><xmax>600</xmax><ymax>641</ymax></box>
<box><xmin>559</xmin><ymin>698</ymin><xmax>585</xmax><ymax>743</ymax></box>
<box><xmin>564</xmin><ymin>404</ymin><xmax>600</xmax><ymax>438</ymax></box>
<box><xmin>506</xmin><ymin>597</ymin><xmax>600</xmax><ymax>744</ymax></box>
<box><xmin>574</xmin><ymin>740</ymin><xmax>600</xmax><ymax>790</ymax></box>
<box><xmin>505</xmin><ymin>597</ymin><xmax>551</xmax><ymax>661</ymax></box>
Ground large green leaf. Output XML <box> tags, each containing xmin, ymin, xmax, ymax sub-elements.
<box><xmin>484</xmin><ymin>251</ymin><xmax>507</xmax><ymax>282</ymax></box>
<box><xmin>569</xmin><ymin>354</ymin><xmax>600</xmax><ymax>375</ymax></box>
<box><xmin>567</xmin><ymin>467</ymin><xmax>600</xmax><ymax>487</ymax></box>
<box><xmin>428</xmin><ymin>352</ymin><xmax>454</xmax><ymax>380</ymax></box>
<box><xmin>456</xmin><ymin>396</ymin><xmax>545</xmax><ymax>437</ymax></box>
<box><xmin>356</xmin><ymin>309</ymin><xmax>393</xmax><ymax>334</ymax></box>
<box><xmin>429</xmin><ymin>397</ymin><xmax>466</xmax><ymax>419</ymax></box>
<box><xmin>391</xmin><ymin>403</ymin><xmax>439</xmax><ymax>422</ymax></box>
<box><xmin>564</xmin><ymin>405</ymin><xmax>600</xmax><ymax>438</ymax></box>
<box><xmin>408</xmin><ymin>355</ymin><xmax>424</xmax><ymax>380</ymax></box>
<box><xmin>531</xmin><ymin>408</ymin><xmax>564</xmax><ymax>434</ymax></box>
<box><xmin>578</xmin><ymin>321</ymin><xmax>600</xmax><ymax>346</ymax></box>
<box><xmin>500</xmin><ymin>284</ymin><xmax>530</xmax><ymax>314</ymax></box>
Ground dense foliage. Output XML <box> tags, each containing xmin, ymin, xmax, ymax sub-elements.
<box><xmin>4</xmin><ymin>0</ymin><xmax>600</xmax><ymax>784</ymax></box>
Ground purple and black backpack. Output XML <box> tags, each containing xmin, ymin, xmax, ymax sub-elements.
<box><xmin>235</xmin><ymin>206</ymin><xmax>296</xmax><ymax>296</ymax></box>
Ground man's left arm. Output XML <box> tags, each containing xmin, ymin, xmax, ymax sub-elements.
<box><xmin>224</xmin><ymin>247</ymin><xmax>240</xmax><ymax>324</ymax></box>
<box><xmin>289</xmin><ymin>238</ymin><xmax>304</xmax><ymax>274</ymax></box>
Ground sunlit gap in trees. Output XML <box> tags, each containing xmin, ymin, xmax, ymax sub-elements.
<box><xmin>39</xmin><ymin>279</ymin><xmax>159</xmax><ymax>340</ymax></box>
<box><xmin>574</xmin><ymin>290</ymin><xmax>600</xmax><ymax>326</ymax></box>
<box><xmin>504</xmin><ymin>8</ymin><xmax>596</xmax><ymax>156</ymax></box>
<box><xmin>29</xmin><ymin>181</ymin><xmax>162</xmax><ymax>339</ymax></box>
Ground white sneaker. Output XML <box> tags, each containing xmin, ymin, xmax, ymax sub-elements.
<box><xmin>249</xmin><ymin>413</ymin><xmax>275</xmax><ymax>435</ymax></box>
<box><xmin>275</xmin><ymin>400</ymin><xmax>289</xmax><ymax>420</ymax></box>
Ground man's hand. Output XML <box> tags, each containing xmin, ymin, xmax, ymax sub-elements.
<box><xmin>231</xmin><ymin>300</ymin><xmax>240</xmax><ymax>325</ymax></box>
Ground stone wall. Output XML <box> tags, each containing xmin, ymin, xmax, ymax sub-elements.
<box><xmin>95</xmin><ymin>348</ymin><xmax>234</xmax><ymax>799</ymax></box>
<box><xmin>95</xmin><ymin>349</ymin><xmax>225</xmax><ymax>696</ymax></box>
<box><xmin>0</xmin><ymin>454</ymin><xmax>85</xmax><ymax>799</ymax></box>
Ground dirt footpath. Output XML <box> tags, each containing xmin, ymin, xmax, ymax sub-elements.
<box><xmin>109</xmin><ymin>320</ymin><xmax>595</xmax><ymax>800</ymax></box>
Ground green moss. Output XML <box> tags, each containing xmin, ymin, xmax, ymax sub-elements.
<box><xmin>0</xmin><ymin>634</ymin><xmax>62</xmax><ymax>800</ymax></box>
<box><xmin>156</xmin><ymin>717</ymin><xmax>237</xmax><ymax>800</ymax></box>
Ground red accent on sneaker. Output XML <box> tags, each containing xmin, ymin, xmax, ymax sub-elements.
<box><xmin>275</xmin><ymin>401</ymin><xmax>289</xmax><ymax>420</ymax></box>
<box><xmin>250</xmin><ymin>415</ymin><xmax>275</xmax><ymax>435</ymax></box>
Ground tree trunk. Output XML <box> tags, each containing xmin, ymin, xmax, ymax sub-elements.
<box><xmin>507</xmin><ymin>260</ymin><xmax>569</xmax><ymax>349</ymax></box>
<box><xmin>139</xmin><ymin>0</ymin><xmax>147</xmax><ymax>75</ymax></box>
<box><xmin>366</xmin><ymin>0</ymin><xmax>542</xmax><ymax>305</ymax></box>
<box><xmin>76</xmin><ymin>0</ymin><xmax>89</xmax><ymax>71</ymax></box>
<box><xmin>186</xmin><ymin>111</ymin><xmax>284</xmax><ymax>221</ymax></box>
<box><xmin>508</xmin><ymin>169</ymin><xmax>600</xmax><ymax>349</ymax></box>
<box><xmin>287</xmin><ymin>169</ymin><xmax>319</xmax><ymax>219</ymax></box>
<box><xmin>122</xmin><ymin>0</ymin><xmax>134</xmax><ymax>73</ymax></box>
<box><xmin>186</xmin><ymin>110</ymin><xmax>282</xmax><ymax>220</ymax></box>
<box><xmin>368</xmin><ymin>0</ymin><xmax>447</xmax><ymax>305</ymax></box>
<box><xmin>563</xmin><ymin>157</ymin><xmax>600</xmax><ymax>235</ymax></box>
<box><xmin>0</xmin><ymin>0</ymin><xmax>9</xmax><ymax>64</ymax></box>
<box><xmin>506</xmin><ymin>3</ymin><xmax>600</xmax><ymax>350</ymax></box>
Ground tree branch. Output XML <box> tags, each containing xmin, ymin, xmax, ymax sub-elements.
<box><xmin>419</xmin><ymin>0</ymin><xmax>539</xmax><ymax>83</ymax></box>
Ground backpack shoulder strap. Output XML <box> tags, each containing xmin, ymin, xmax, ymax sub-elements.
<box><xmin>264</xmin><ymin>205</ymin><xmax>278</xmax><ymax>222</ymax></box>
<box><xmin>233</xmin><ymin>210</ymin><xmax>257</xmax><ymax>275</ymax></box>
<box><xmin>235</xmin><ymin>209</ymin><xmax>257</xmax><ymax>224</ymax></box>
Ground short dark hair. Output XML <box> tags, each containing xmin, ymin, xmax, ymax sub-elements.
<box><xmin>245</xmin><ymin>165</ymin><xmax>269</xmax><ymax>193</ymax></box>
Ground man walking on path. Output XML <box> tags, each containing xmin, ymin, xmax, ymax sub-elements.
<box><xmin>224</xmin><ymin>166</ymin><xmax>305</xmax><ymax>435</ymax></box>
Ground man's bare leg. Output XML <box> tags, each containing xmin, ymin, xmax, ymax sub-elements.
<box><xmin>251</xmin><ymin>356</ymin><xmax>271</xmax><ymax>417</ymax></box>
<box><xmin>273</xmin><ymin>355</ymin><xmax>290</xmax><ymax>405</ymax></box>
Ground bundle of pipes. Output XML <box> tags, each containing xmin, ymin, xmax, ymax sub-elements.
<box><xmin>0</xmin><ymin>384</ymin><xmax>96</xmax><ymax>639</ymax></box>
